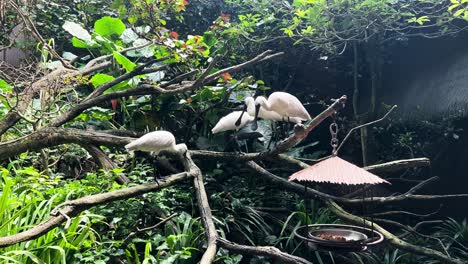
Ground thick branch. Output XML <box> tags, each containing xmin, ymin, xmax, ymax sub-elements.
<box><xmin>82</xmin><ymin>144</ymin><xmax>130</xmax><ymax>184</ymax></box>
<box><xmin>179</xmin><ymin>151</ymin><xmax>218</xmax><ymax>263</ymax></box>
<box><xmin>259</xmin><ymin>95</ymin><xmax>347</xmax><ymax>157</ymax></box>
<box><xmin>47</xmin><ymin>50</ymin><xmax>282</xmax><ymax>128</ymax></box>
<box><xmin>217</xmin><ymin>238</ymin><xmax>312</xmax><ymax>264</ymax></box>
<box><xmin>244</xmin><ymin>160</ymin><xmax>468</xmax><ymax>204</ymax></box>
<box><xmin>364</xmin><ymin>157</ymin><xmax>430</xmax><ymax>174</ymax></box>
<box><xmin>1</xmin><ymin>129</ymin><xmax>454</xmax><ymax>206</ymax></box>
<box><xmin>0</xmin><ymin>127</ymin><xmax>133</xmax><ymax>159</ymax></box>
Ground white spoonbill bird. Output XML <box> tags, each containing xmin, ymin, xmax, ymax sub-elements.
<box><xmin>212</xmin><ymin>111</ymin><xmax>254</xmax><ymax>134</ymax></box>
<box><xmin>251</xmin><ymin>92</ymin><xmax>310</xmax><ymax>130</ymax></box>
<box><xmin>125</xmin><ymin>130</ymin><xmax>187</xmax><ymax>155</ymax></box>
<box><xmin>240</xmin><ymin>96</ymin><xmax>303</xmax><ymax>124</ymax></box>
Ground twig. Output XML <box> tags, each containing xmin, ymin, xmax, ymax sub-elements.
<box><xmin>193</xmin><ymin>55</ymin><xmax>221</xmax><ymax>87</ymax></box>
<box><xmin>404</xmin><ymin>176</ymin><xmax>439</xmax><ymax>195</ymax></box>
<box><xmin>373</xmin><ymin>218</ymin><xmax>451</xmax><ymax>257</ymax></box>
<box><xmin>121</xmin><ymin>213</ymin><xmax>177</xmax><ymax>248</ymax></box>
<box><xmin>217</xmin><ymin>238</ymin><xmax>312</xmax><ymax>264</ymax></box>
<box><xmin>85</xmin><ymin>59</ymin><xmax>160</xmax><ymax>99</ymax></box>
<box><xmin>83</xmin><ymin>42</ymin><xmax>159</xmax><ymax>71</ymax></box>
<box><xmin>336</xmin><ymin>104</ymin><xmax>397</xmax><ymax>153</ymax></box>
<box><xmin>369</xmin><ymin>205</ymin><xmax>442</xmax><ymax>218</ymax></box>
<box><xmin>160</xmin><ymin>70</ymin><xmax>199</xmax><ymax>88</ymax></box>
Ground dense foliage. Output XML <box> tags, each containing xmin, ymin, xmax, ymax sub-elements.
<box><xmin>0</xmin><ymin>0</ymin><xmax>467</xmax><ymax>263</ymax></box>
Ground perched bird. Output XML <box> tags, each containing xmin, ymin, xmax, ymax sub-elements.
<box><xmin>125</xmin><ymin>130</ymin><xmax>187</xmax><ymax>155</ymax></box>
<box><xmin>251</xmin><ymin>92</ymin><xmax>310</xmax><ymax>130</ymax></box>
<box><xmin>243</xmin><ymin>96</ymin><xmax>303</xmax><ymax>124</ymax></box>
<box><xmin>212</xmin><ymin>111</ymin><xmax>254</xmax><ymax>134</ymax></box>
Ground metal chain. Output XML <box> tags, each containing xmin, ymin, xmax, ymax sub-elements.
<box><xmin>330</xmin><ymin>120</ymin><xmax>339</xmax><ymax>156</ymax></box>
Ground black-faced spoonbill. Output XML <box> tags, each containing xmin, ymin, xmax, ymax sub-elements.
<box><xmin>252</xmin><ymin>92</ymin><xmax>310</xmax><ymax>130</ymax></box>
<box><xmin>125</xmin><ymin>130</ymin><xmax>187</xmax><ymax>156</ymax></box>
<box><xmin>211</xmin><ymin>111</ymin><xmax>254</xmax><ymax>134</ymax></box>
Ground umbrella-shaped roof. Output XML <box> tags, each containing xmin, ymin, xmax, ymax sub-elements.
<box><xmin>289</xmin><ymin>156</ymin><xmax>390</xmax><ymax>185</ymax></box>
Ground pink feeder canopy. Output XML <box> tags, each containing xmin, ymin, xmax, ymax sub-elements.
<box><xmin>289</xmin><ymin>156</ymin><xmax>390</xmax><ymax>185</ymax></box>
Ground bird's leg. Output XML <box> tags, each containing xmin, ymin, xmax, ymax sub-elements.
<box><xmin>244</xmin><ymin>139</ymin><xmax>249</xmax><ymax>153</ymax></box>
<box><xmin>152</xmin><ymin>155</ymin><xmax>161</xmax><ymax>187</ymax></box>
<box><xmin>234</xmin><ymin>134</ymin><xmax>243</xmax><ymax>153</ymax></box>
<box><xmin>267</xmin><ymin>121</ymin><xmax>275</xmax><ymax>150</ymax></box>
<box><xmin>281</xmin><ymin>120</ymin><xmax>287</xmax><ymax>139</ymax></box>
<box><xmin>131</xmin><ymin>154</ymin><xmax>136</xmax><ymax>172</ymax></box>
<box><xmin>227</xmin><ymin>134</ymin><xmax>241</xmax><ymax>153</ymax></box>
<box><xmin>235</xmin><ymin>105</ymin><xmax>247</xmax><ymax>127</ymax></box>
<box><xmin>274</xmin><ymin>122</ymin><xmax>281</xmax><ymax>147</ymax></box>
<box><xmin>251</xmin><ymin>104</ymin><xmax>261</xmax><ymax>131</ymax></box>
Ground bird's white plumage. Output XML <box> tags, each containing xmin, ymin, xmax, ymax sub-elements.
<box><xmin>212</xmin><ymin>111</ymin><xmax>254</xmax><ymax>134</ymax></box>
<box><xmin>255</xmin><ymin>92</ymin><xmax>311</xmax><ymax>121</ymax></box>
<box><xmin>245</xmin><ymin>96</ymin><xmax>302</xmax><ymax>123</ymax></box>
<box><xmin>125</xmin><ymin>131</ymin><xmax>176</xmax><ymax>154</ymax></box>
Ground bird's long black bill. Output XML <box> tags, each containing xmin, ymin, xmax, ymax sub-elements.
<box><xmin>235</xmin><ymin>104</ymin><xmax>247</xmax><ymax>127</ymax></box>
<box><xmin>251</xmin><ymin>104</ymin><xmax>260</xmax><ymax>131</ymax></box>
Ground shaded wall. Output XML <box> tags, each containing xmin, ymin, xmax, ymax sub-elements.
<box><xmin>0</xmin><ymin>23</ymin><xmax>30</xmax><ymax>67</ymax></box>
<box><xmin>382</xmin><ymin>33</ymin><xmax>468</xmax><ymax>118</ymax></box>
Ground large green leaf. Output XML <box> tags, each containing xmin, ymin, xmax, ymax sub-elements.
<box><xmin>90</xmin><ymin>73</ymin><xmax>115</xmax><ymax>88</ymax></box>
<box><xmin>62</xmin><ymin>21</ymin><xmax>93</xmax><ymax>43</ymax></box>
<box><xmin>94</xmin><ymin>16</ymin><xmax>126</xmax><ymax>37</ymax></box>
<box><xmin>91</xmin><ymin>73</ymin><xmax>128</xmax><ymax>93</ymax></box>
<box><xmin>113</xmin><ymin>51</ymin><xmax>136</xmax><ymax>72</ymax></box>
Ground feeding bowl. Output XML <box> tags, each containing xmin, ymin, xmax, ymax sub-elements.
<box><xmin>309</xmin><ymin>228</ymin><xmax>368</xmax><ymax>243</ymax></box>
<box><xmin>295</xmin><ymin>224</ymin><xmax>384</xmax><ymax>252</ymax></box>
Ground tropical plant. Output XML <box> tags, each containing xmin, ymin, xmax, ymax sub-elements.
<box><xmin>0</xmin><ymin>167</ymin><xmax>105</xmax><ymax>263</ymax></box>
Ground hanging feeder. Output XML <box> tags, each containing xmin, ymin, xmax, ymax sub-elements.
<box><xmin>289</xmin><ymin>118</ymin><xmax>388</xmax><ymax>251</ymax></box>
<box><xmin>289</xmin><ymin>156</ymin><xmax>390</xmax><ymax>185</ymax></box>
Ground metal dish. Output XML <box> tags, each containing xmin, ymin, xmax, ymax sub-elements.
<box><xmin>294</xmin><ymin>224</ymin><xmax>384</xmax><ymax>252</ymax></box>
<box><xmin>309</xmin><ymin>228</ymin><xmax>368</xmax><ymax>243</ymax></box>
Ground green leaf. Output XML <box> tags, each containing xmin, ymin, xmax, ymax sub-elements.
<box><xmin>62</xmin><ymin>21</ymin><xmax>93</xmax><ymax>43</ymax></box>
<box><xmin>94</xmin><ymin>16</ymin><xmax>126</xmax><ymax>37</ymax></box>
<box><xmin>203</xmin><ymin>32</ymin><xmax>217</xmax><ymax>47</ymax></box>
<box><xmin>448</xmin><ymin>4</ymin><xmax>460</xmax><ymax>11</ymax></box>
<box><xmin>113</xmin><ymin>51</ymin><xmax>136</xmax><ymax>72</ymax></box>
<box><xmin>90</xmin><ymin>73</ymin><xmax>115</xmax><ymax>88</ymax></box>
<box><xmin>0</xmin><ymin>79</ymin><xmax>12</xmax><ymax>93</ymax></box>
<box><xmin>72</xmin><ymin>37</ymin><xmax>91</xmax><ymax>48</ymax></box>
<box><xmin>121</xmin><ymin>28</ymin><xmax>139</xmax><ymax>44</ymax></box>
<box><xmin>454</xmin><ymin>9</ymin><xmax>465</xmax><ymax>16</ymax></box>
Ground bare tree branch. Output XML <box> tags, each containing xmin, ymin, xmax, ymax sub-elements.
<box><xmin>217</xmin><ymin>238</ymin><xmax>312</xmax><ymax>264</ymax></box>
<box><xmin>82</xmin><ymin>144</ymin><xmax>130</xmax><ymax>184</ymax></box>
<box><xmin>121</xmin><ymin>213</ymin><xmax>178</xmax><ymax>249</ymax></box>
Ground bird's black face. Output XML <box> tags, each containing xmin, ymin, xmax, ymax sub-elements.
<box><xmin>251</xmin><ymin>104</ymin><xmax>261</xmax><ymax>131</ymax></box>
<box><xmin>235</xmin><ymin>104</ymin><xmax>247</xmax><ymax>127</ymax></box>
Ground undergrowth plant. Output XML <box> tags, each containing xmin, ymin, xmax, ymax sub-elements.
<box><xmin>0</xmin><ymin>168</ymin><xmax>104</xmax><ymax>264</ymax></box>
